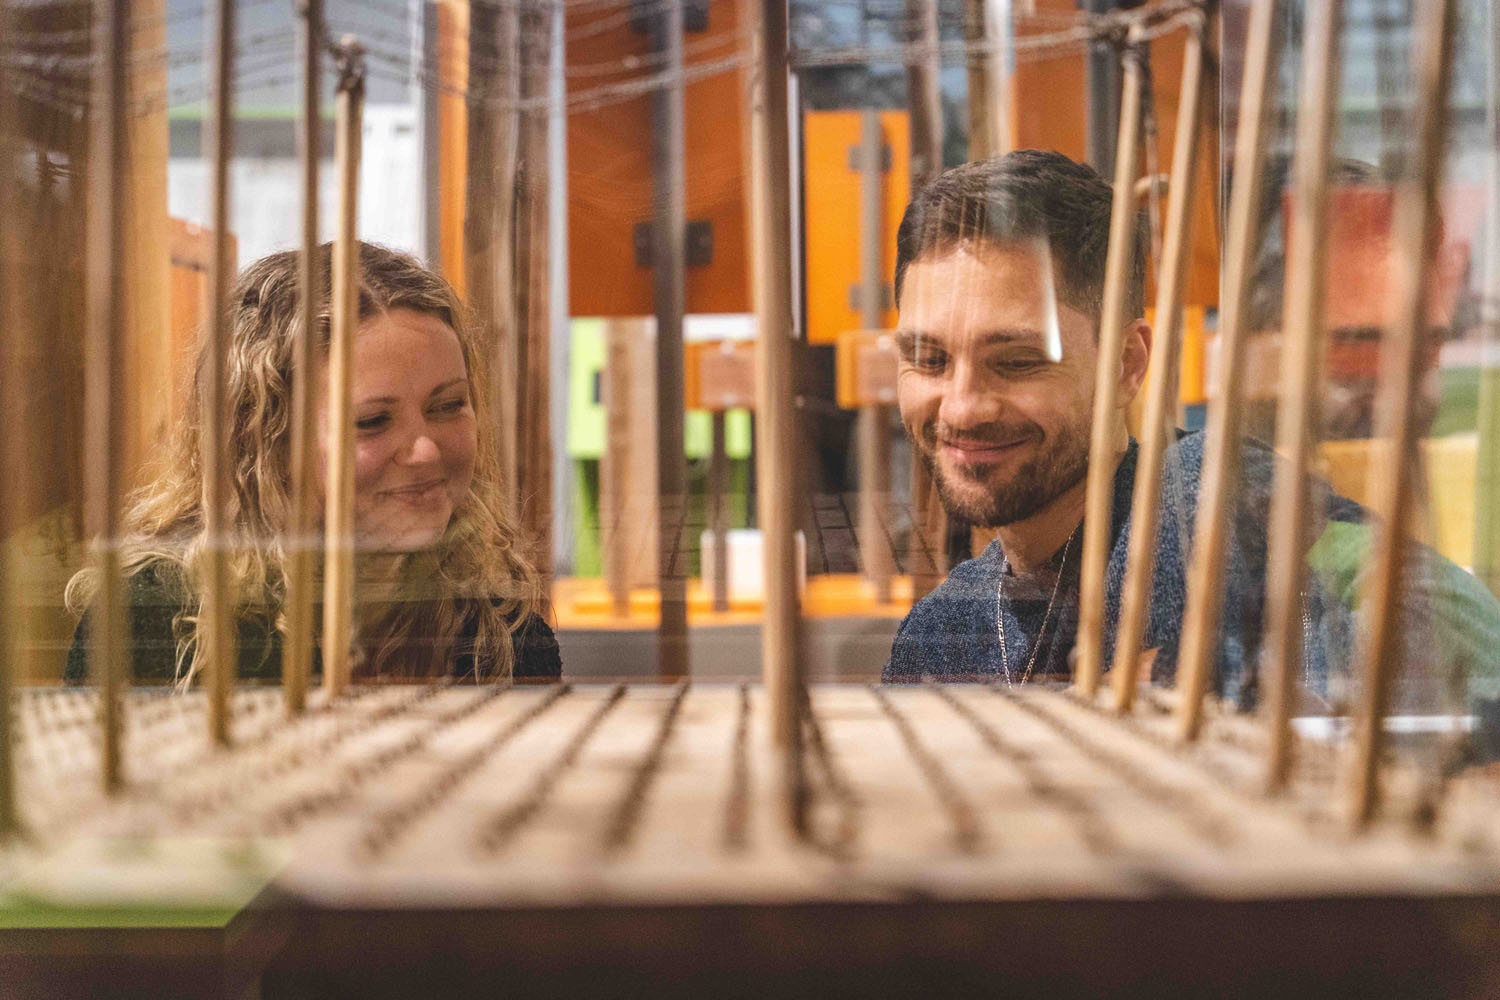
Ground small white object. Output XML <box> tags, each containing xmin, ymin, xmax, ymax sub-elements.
<box><xmin>699</xmin><ymin>529</ymin><xmax>807</xmax><ymax>603</ymax></box>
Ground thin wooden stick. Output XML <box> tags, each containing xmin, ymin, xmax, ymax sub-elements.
<box><xmin>1350</xmin><ymin>0</ymin><xmax>1458</xmax><ymax>830</ymax></box>
<box><xmin>603</xmin><ymin>321</ymin><xmax>631</xmax><ymax>618</ymax></box>
<box><xmin>1474</xmin><ymin>2</ymin><xmax>1500</xmax><ymax>602</ymax></box>
<box><xmin>284</xmin><ymin>0</ymin><xmax>322</xmax><ymax>715</ymax></box>
<box><xmin>747</xmin><ymin>0</ymin><xmax>805</xmax><ymax>832</ymax></box>
<box><xmin>0</xmin><ymin>0</ymin><xmax>16</xmax><ymax>838</ymax></box>
<box><xmin>906</xmin><ymin>0</ymin><xmax>948</xmax><ymax>602</ymax></box>
<box><xmin>322</xmin><ymin>40</ymin><xmax>364</xmax><ymax>698</ymax></box>
<box><xmin>711</xmin><ymin>411</ymin><xmax>730</xmax><ymax>613</ymax></box>
<box><xmin>1174</xmin><ymin>0</ymin><xmax>1280</xmax><ymax>742</ymax></box>
<box><xmin>87</xmin><ymin>0</ymin><xmax>131</xmax><ymax>794</ymax></box>
<box><xmin>1111</xmin><ymin>12</ymin><xmax>1207</xmax><ymax>713</ymax></box>
<box><xmin>982</xmin><ymin>0</ymin><xmax>1014</xmax><ymax>156</ymax></box>
<box><xmin>654</xmin><ymin>0</ymin><xmax>688</xmax><ymax>679</ymax></box>
<box><xmin>1074</xmin><ymin>22</ymin><xmax>1145</xmax><ymax>699</ymax></box>
<box><xmin>857</xmin><ymin>109</ymin><xmax>893</xmax><ymax>605</ymax></box>
<box><xmin>200</xmin><ymin>0</ymin><xmax>236</xmax><ymax>747</ymax></box>
<box><xmin>1262</xmin><ymin>0</ymin><xmax>1344</xmax><ymax>792</ymax></box>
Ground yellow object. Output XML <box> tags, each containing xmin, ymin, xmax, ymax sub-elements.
<box><xmin>1319</xmin><ymin>434</ymin><xmax>1478</xmax><ymax>567</ymax></box>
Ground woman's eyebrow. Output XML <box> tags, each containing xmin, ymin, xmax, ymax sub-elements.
<box><xmin>426</xmin><ymin>378</ymin><xmax>470</xmax><ymax>397</ymax></box>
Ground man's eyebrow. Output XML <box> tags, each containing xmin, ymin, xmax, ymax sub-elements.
<box><xmin>893</xmin><ymin>329</ymin><xmax>1041</xmax><ymax>348</ymax></box>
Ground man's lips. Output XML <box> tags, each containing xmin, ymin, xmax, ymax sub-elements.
<box><xmin>937</xmin><ymin>438</ymin><xmax>1029</xmax><ymax>464</ymax></box>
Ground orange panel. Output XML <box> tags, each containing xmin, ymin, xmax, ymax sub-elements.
<box><xmin>567</xmin><ymin>0</ymin><xmax>748</xmax><ymax>318</ymax></box>
<box><xmin>804</xmin><ymin>111</ymin><xmax>910</xmax><ymax>345</ymax></box>
<box><xmin>436</xmin><ymin>0</ymin><xmax>467</xmax><ymax>297</ymax></box>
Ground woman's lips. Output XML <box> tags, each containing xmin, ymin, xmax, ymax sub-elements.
<box><xmin>380</xmin><ymin>479</ymin><xmax>447</xmax><ymax>502</ymax></box>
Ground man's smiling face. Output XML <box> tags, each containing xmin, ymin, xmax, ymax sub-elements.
<box><xmin>895</xmin><ymin>241</ymin><xmax>1100</xmax><ymax>528</ymax></box>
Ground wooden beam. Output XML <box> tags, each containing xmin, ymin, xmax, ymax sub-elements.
<box><xmin>1111</xmin><ymin>12</ymin><xmax>1208</xmax><ymax>713</ymax></box>
<box><xmin>200</xmin><ymin>0</ymin><xmax>236</xmax><ymax>747</ymax></box>
<box><xmin>711</xmin><ymin>411</ymin><xmax>730</xmax><ymax>613</ymax></box>
<box><xmin>1261</xmin><ymin>0</ymin><xmax>1344</xmax><ymax>792</ymax></box>
<box><xmin>747</xmin><ymin>0</ymin><xmax>804</xmax><ymax>828</ymax></box>
<box><xmin>0</xmin><ymin>0</ymin><xmax>17</xmax><ymax>838</ymax></box>
<box><xmin>982</xmin><ymin>0</ymin><xmax>1015</xmax><ymax>156</ymax></box>
<box><xmin>284</xmin><ymin>0</ymin><xmax>323</xmax><ymax>716</ymax></box>
<box><xmin>1173</xmin><ymin>0</ymin><xmax>1280</xmax><ymax>742</ymax></box>
<box><xmin>87</xmin><ymin>0</ymin><xmax>131</xmax><ymax>792</ymax></box>
<box><xmin>1350</xmin><ymin>0</ymin><xmax>1458</xmax><ymax>830</ymax></box>
<box><xmin>654</xmin><ymin>0</ymin><xmax>688</xmax><ymax>680</ymax></box>
<box><xmin>603</xmin><ymin>321</ymin><xmax>633</xmax><ymax>618</ymax></box>
<box><xmin>857</xmin><ymin>109</ymin><xmax>894</xmax><ymax>605</ymax></box>
<box><xmin>1475</xmin><ymin>4</ymin><xmax>1500</xmax><ymax>601</ymax></box>
<box><xmin>322</xmin><ymin>42</ymin><xmax>365</xmax><ymax>698</ymax></box>
<box><xmin>1074</xmin><ymin>22</ymin><xmax>1145</xmax><ymax>699</ymax></box>
<box><xmin>905</xmin><ymin>0</ymin><xmax>949</xmax><ymax>601</ymax></box>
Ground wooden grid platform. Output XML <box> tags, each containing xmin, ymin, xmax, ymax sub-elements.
<box><xmin>4</xmin><ymin>683</ymin><xmax>1500</xmax><ymax>997</ymax></box>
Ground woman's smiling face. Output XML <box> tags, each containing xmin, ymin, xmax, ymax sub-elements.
<box><xmin>316</xmin><ymin>307</ymin><xmax>477</xmax><ymax>552</ymax></box>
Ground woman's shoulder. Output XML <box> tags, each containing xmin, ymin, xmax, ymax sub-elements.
<box><xmin>509</xmin><ymin>612</ymin><xmax>562</xmax><ymax>680</ymax></box>
<box><xmin>65</xmin><ymin>561</ymin><xmax>193</xmax><ymax>684</ymax></box>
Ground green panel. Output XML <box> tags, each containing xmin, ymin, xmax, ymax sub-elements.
<box><xmin>572</xmin><ymin>459</ymin><xmax>602</xmax><ymax>577</ymax></box>
<box><xmin>567</xmin><ymin>320</ymin><xmax>607</xmax><ymax>459</ymax></box>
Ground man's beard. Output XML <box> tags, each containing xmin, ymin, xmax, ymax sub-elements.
<box><xmin>914</xmin><ymin>415</ymin><xmax>1091</xmax><ymax>528</ymax></box>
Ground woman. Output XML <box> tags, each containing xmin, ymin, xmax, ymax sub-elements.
<box><xmin>66</xmin><ymin>242</ymin><xmax>560</xmax><ymax>683</ymax></box>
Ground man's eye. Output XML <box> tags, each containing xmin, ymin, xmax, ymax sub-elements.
<box><xmin>909</xmin><ymin>348</ymin><xmax>946</xmax><ymax>371</ymax></box>
<box><xmin>998</xmin><ymin>358</ymin><xmax>1044</xmax><ymax>374</ymax></box>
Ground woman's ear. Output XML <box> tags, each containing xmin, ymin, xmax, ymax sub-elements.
<box><xmin>1119</xmin><ymin>317</ymin><xmax>1152</xmax><ymax>407</ymax></box>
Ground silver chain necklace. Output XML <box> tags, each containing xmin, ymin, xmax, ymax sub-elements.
<box><xmin>997</xmin><ymin>527</ymin><xmax>1078</xmax><ymax>687</ymax></box>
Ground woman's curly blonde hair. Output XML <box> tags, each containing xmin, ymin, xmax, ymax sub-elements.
<box><xmin>66</xmin><ymin>241</ymin><xmax>541</xmax><ymax>682</ymax></box>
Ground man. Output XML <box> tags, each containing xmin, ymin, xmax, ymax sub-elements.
<box><xmin>883</xmin><ymin>151</ymin><xmax>1499</xmax><ymax>726</ymax></box>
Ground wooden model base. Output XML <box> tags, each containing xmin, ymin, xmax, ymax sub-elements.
<box><xmin>3</xmin><ymin>682</ymin><xmax>1499</xmax><ymax>997</ymax></box>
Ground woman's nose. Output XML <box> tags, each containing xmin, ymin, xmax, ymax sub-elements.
<box><xmin>401</xmin><ymin>432</ymin><xmax>441</xmax><ymax>465</ymax></box>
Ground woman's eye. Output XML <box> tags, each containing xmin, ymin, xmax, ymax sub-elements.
<box><xmin>355</xmin><ymin>414</ymin><xmax>390</xmax><ymax>432</ymax></box>
<box><xmin>431</xmin><ymin>397</ymin><xmax>469</xmax><ymax>417</ymax></box>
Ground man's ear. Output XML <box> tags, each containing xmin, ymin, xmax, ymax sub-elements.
<box><xmin>1119</xmin><ymin>317</ymin><xmax>1152</xmax><ymax>408</ymax></box>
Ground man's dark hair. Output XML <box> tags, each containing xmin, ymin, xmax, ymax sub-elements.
<box><xmin>893</xmin><ymin>149</ymin><xmax>1147</xmax><ymax>323</ymax></box>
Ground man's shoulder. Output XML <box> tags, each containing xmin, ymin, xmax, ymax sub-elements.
<box><xmin>884</xmin><ymin>545</ymin><xmax>1001</xmax><ymax>682</ymax></box>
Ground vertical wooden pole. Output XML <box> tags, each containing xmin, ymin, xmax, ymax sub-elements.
<box><xmin>748</xmin><ymin>0</ymin><xmax>804</xmax><ymax>827</ymax></box>
<box><xmin>1174</xmin><ymin>0</ymin><xmax>1280</xmax><ymax>742</ymax></box>
<box><xmin>654</xmin><ymin>0</ymin><xmax>689</xmax><ymax>679</ymax></box>
<box><xmin>0</xmin><ymin>0</ymin><xmax>17</xmax><ymax>838</ymax></box>
<box><xmin>964</xmin><ymin>0</ymin><xmax>991</xmax><ymax>159</ymax></box>
<box><xmin>1074</xmin><ymin>23</ymin><xmax>1145</xmax><ymax>698</ymax></box>
<box><xmin>982</xmin><ymin>0</ymin><xmax>1014</xmax><ymax>157</ymax></box>
<box><xmin>711</xmin><ymin>411</ymin><xmax>730</xmax><ymax>613</ymax></box>
<box><xmin>322</xmin><ymin>42</ymin><xmax>364</xmax><ymax>698</ymax></box>
<box><xmin>603</xmin><ymin>322</ymin><xmax>632</xmax><ymax>618</ymax></box>
<box><xmin>1262</xmin><ymin>0</ymin><xmax>1344</xmax><ymax>792</ymax></box>
<box><xmin>87</xmin><ymin>0</ymin><xmax>131</xmax><ymax>792</ymax></box>
<box><xmin>1350</xmin><ymin>0</ymin><xmax>1458</xmax><ymax>829</ymax></box>
<box><xmin>1111</xmin><ymin>14</ymin><xmax>1208</xmax><ymax>712</ymax></box>
<box><xmin>906</xmin><ymin>0</ymin><xmax>949</xmax><ymax>601</ymax></box>
<box><xmin>467</xmin><ymin>0</ymin><xmax>520</xmax><ymax>517</ymax></box>
<box><xmin>201</xmin><ymin>0</ymin><xmax>236</xmax><ymax>747</ymax></box>
<box><xmin>515</xmin><ymin>0</ymin><xmax>553</xmax><ymax>581</ymax></box>
<box><xmin>285</xmin><ymin>0</ymin><xmax>322</xmax><ymax>715</ymax></box>
<box><xmin>1475</xmin><ymin>1</ymin><xmax>1500</xmax><ymax>601</ymax></box>
<box><xmin>858</xmin><ymin>109</ymin><xmax>894</xmax><ymax>605</ymax></box>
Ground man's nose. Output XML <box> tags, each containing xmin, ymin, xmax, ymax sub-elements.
<box><xmin>937</xmin><ymin>356</ymin><xmax>999</xmax><ymax>431</ymax></box>
<box><xmin>400</xmin><ymin>431</ymin><xmax>441</xmax><ymax>465</ymax></box>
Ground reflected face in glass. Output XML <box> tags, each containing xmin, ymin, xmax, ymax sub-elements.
<box><xmin>895</xmin><ymin>242</ymin><xmax>1098</xmax><ymax>528</ymax></box>
<box><xmin>316</xmin><ymin>308</ymin><xmax>477</xmax><ymax>552</ymax></box>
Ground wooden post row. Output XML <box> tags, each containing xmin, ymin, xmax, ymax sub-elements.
<box><xmin>1074</xmin><ymin>21</ymin><xmax>1146</xmax><ymax>698</ymax></box>
<box><xmin>323</xmin><ymin>40</ymin><xmax>365</xmax><ymax>698</ymax></box>
<box><xmin>1173</xmin><ymin>0</ymin><xmax>1280</xmax><ymax>742</ymax></box>
<box><xmin>284</xmin><ymin>0</ymin><xmax>323</xmax><ymax>716</ymax></box>
<box><xmin>747</xmin><ymin>0</ymin><xmax>805</xmax><ymax>830</ymax></box>
<box><xmin>201</xmin><ymin>0</ymin><xmax>236</xmax><ymax>747</ymax></box>
<box><xmin>1111</xmin><ymin>11</ymin><xmax>1209</xmax><ymax>712</ymax></box>
<box><xmin>1261</xmin><ymin>0</ymin><xmax>1344</xmax><ymax>791</ymax></box>
<box><xmin>87</xmin><ymin>0</ymin><xmax>132</xmax><ymax>793</ymax></box>
<box><xmin>1350</xmin><ymin>0</ymin><xmax>1459</xmax><ymax>829</ymax></box>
